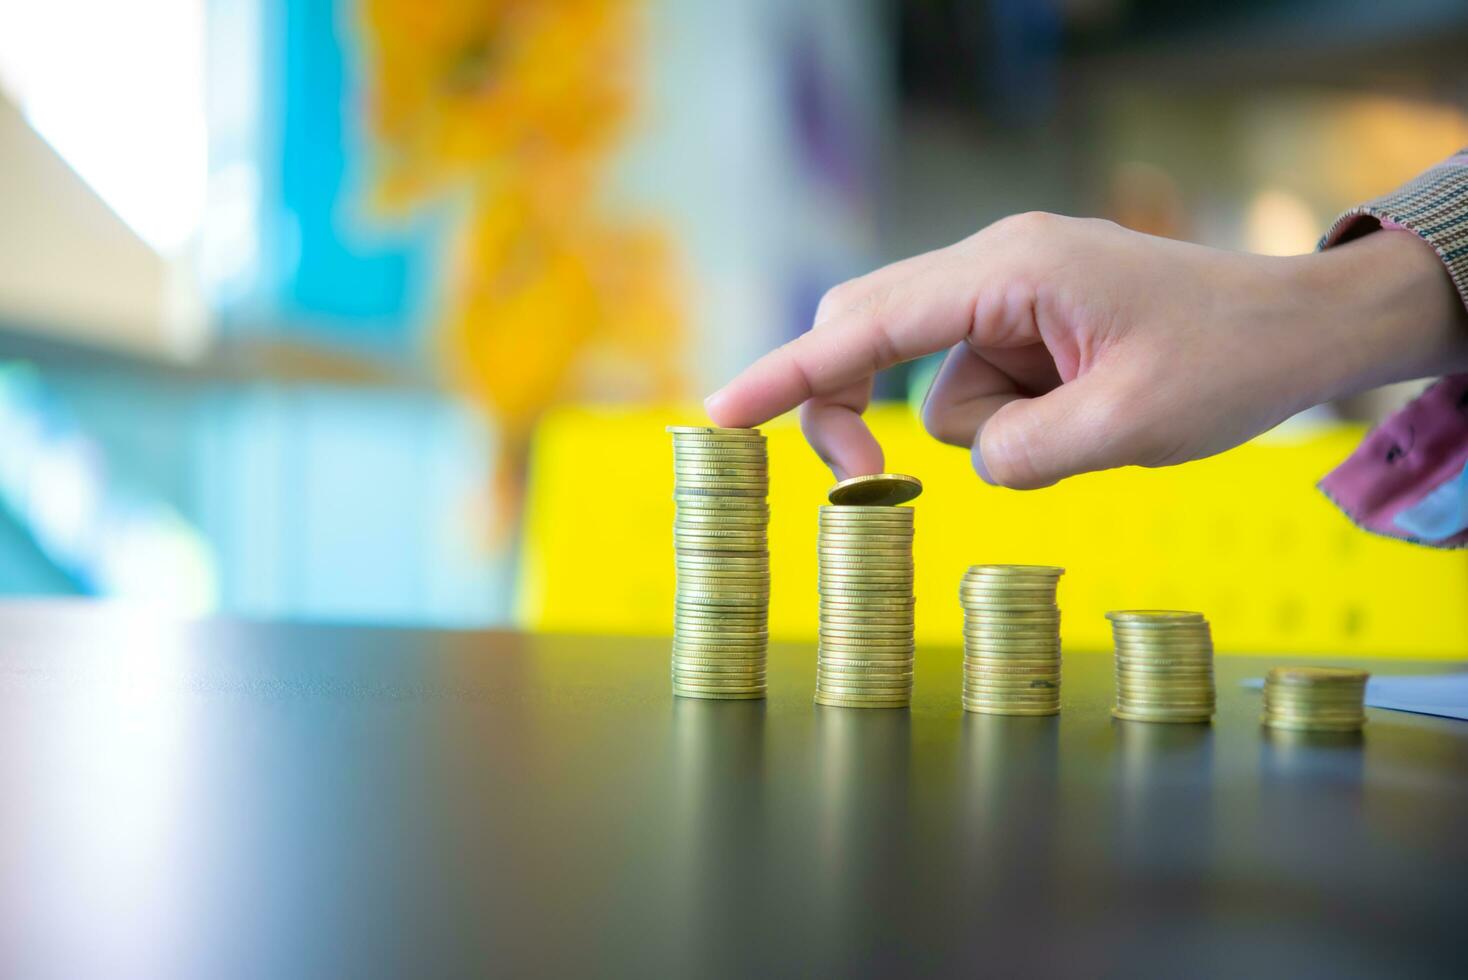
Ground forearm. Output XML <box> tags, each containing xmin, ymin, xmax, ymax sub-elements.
<box><xmin>1298</xmin><ymin>230</ymin><xmax>1468</xmax><ymax>403</ymax></box>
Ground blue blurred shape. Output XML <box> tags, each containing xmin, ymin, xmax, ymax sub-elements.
<box><xmin>208</xmin><ymin>0</ymin><xmax>440</xmax><ymax>353</ymax></box>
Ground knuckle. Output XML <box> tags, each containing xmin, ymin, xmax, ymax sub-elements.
<box><xmin>995</xmin><ymin>210</ymin><xmax>1058</xmax><ymax>239</ymax></box>
<box><xmin>816</xmin><ymin>279</ymin><xmax>865</xmax><ymax>323</ymax></box>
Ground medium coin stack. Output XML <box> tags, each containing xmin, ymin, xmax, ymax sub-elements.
<box><xmin>668</xmin><ymin>425</ymin><xmax>769</xmax><ymax>700</ymax></box>
<box><xmin>1109</xmin><ymin>610</ymin><xmax>1216</xmax><ymax>723</ymax></box>
<box><xmin>959</xmin><ymin>565</ymin><xmax>1064</xmax><ymax>716</ymax></box>
<box><xmin>1263</xmin><ymin>667</ymin><xmax>1369</xmax><ymax>733</ymax></box>
<box><xmin>815</xmin><ymin>500</ymin><xmax>916</xmax><ymax>709</ymax></box>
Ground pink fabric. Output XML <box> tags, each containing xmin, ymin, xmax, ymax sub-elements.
<box><xmin>1318</xmin><ymin>375</ymin><xmax>1468</xmax><ymax>548</ymax></box>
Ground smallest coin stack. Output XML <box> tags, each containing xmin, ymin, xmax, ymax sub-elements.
<box><xmin>960</xmin><ymin>565</ymin><xmax>1064</xmax><ymax>716</ymax></box>
<box><xmin>1263</xmin><ymin>667</ymin><xmax>1369</xmax><ymax>733</ymax></box>
<box><xmin>1110</xmin><ymin>610</ymin><xmax>1216</xmax><ymax>724</ymax></box>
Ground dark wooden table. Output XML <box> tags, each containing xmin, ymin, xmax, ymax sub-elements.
<box><xmin>1</xmin><ymin>602</ymin><xmax>1464</xmax><ymax>978</ymax></box>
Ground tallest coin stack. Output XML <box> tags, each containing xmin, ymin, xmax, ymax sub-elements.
<box><xmin>668</xmin><ymin>426</ymin><xmax>770</xmax><ymax>700</ymax></box>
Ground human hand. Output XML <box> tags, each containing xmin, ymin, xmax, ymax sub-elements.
<box><xmin>704</xmin><ymin>213</ymin><xmax>1468</xmax><ymax>488</ymax></box>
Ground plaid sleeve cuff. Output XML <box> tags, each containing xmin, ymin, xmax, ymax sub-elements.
<box><xmin>1319</xmin><ymin>149</ymin><xmax>1468</xmax><ymax>313</ymax></box>
<box><xmin>1316</xmin><ymin>149</ymin><xmax>1468</xmax><ymax>549</ymax></box>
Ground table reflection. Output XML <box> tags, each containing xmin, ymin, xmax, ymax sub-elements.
<box><xmin>1113</xmin><ymin>719</ymin><xmax>1215</xmax><ymax>868</ymax></box>
<box><xmin>668</xmin><ymin>697</ymin><xmax>768</xmax><ymax>972</ymax></box>
<box><xmin>814</xmin><ymin>706</ymin><xmax>912</xmax><ymax>972</ymax></box>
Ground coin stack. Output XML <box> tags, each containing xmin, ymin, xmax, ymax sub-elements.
<box><xmin>815</xmin><ymin>502</ymin><xmax>916</xmax><ymax>709</ymax></box>
<box><xmin>959</xmin><ymin>565</ymin><xmax>1064</xmax><ymax>716</ymax></box>
<box><xmin>1263</xmin><ymin>667</ymin><xmax>1369</xmax><ymax>733</ymax></box>
<box><xmin>668</xmin><ymin>426</ymin><xmax>769</xmax><ymax>700</ymax></box>
<box><xmin>1109</xmin><ymin>610</ymin><xmax>1216</xmax><ymax>724</ymax></box>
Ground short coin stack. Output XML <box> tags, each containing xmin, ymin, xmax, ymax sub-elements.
<box><xmin>959</xmin><ymin>565</ymin><xmax>1064</xmax><ymax>715</ymax></box>
<box><xmin>815</xmin><ymin>474</ymin><xmax>922</xmax><ymax>709</ymax></box>
<box><xmin>668</xmin><ymin>425</ymin><xmax>769</xmax><ymax>700</ymax></box>
<box><xmin>1109</xmin><ymin>610</ymin><xmax>1216</xmax><ymax>723</ymax></box>
<box><xmin>1263</xmin><ymin>667</ymin><xmax>1369</xmax><ymax>733</ymax></box>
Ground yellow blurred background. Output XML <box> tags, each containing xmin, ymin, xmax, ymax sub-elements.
<box><xmin>521</xmin><ymin>405</ymin><xmax>1468</xmax><ymax>656</ymax></box>
<box><xmin>0</xmin><ymin>0</ymin><xmax>1463</xmax><ymax>654</ymax></box>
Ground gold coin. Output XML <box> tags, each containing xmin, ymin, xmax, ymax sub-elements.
<box><xmin>1111</xmin><ymin>708</ymin><xmax>1211</xmax><ymax>724</ymax></box>
<box><xmin>820</xmin><ymin>656</ymin><xmax>915</xmax><ymax>668</ymax></box>
<box><xmin>1116</xmin><ymin>683</ymin><xmax>1216</xmax><ymax>698</ymax></box>
<box><xmin>674</xmin><ymin>558</ymin><xmax>769</xmax><ymax>570</ymax></box>
<box><xmin>674</xmin><ymin>497</ymin><xmax>768</xmax><ymax>510</ymax></box>
<box><xmin>815</xmin><ymin>679</ymin><xmax>913</xmax><ymax>694</ymax></box>
<box><xmin>965</xmin><ymin>635</ymin><xmax>1061</xmax><ymax>646</ymax></box>
<box><xmin>819</xmin><ymin>588</ymin><xmax>915</xmax><ymax>600</ymax></box>
<box><xmin>819</xmin><ymin>645</ymin><xmax>915</xmax><ymax>658</ymax></box>
<box><xmin>1107</xmin><ymin>610</ymin><xmax>1205</xmax><ymax>623</ymax></box>
<box><xmin>966</xmin><ymin>650</ymin><xmax>1061</xmax><ymax>663</ymax></box>
<box><xmin>673</xmin><ymin>632</ymin><xmax>767</xmax><ymax>644</ymax></box>
<box><xmin>675</xmin><ymin>571</ymin><xmax>770</xmax><ymax>585</ymax></box>
<box><xmin>667</xmin><ymin>424</ymin><xmax>764</xmax><ymax>436</ymax></box>
<box><xmin>672</xmin><ymin>666</ymin><xmax>767</xmax><ymax>681</ymax></box>
<box><xmin>963</xmin><ymin>703</ymin><xmax>1059</xmax><ymax>717</ymax></box>
<box><xmin>673</xmin><ymin>676</ymin><xmax>767</xmax><ymax>690</ymax></box>
<box><xmin>1262</xmin><ymin>716</ymin><xmax>1364</xmax><ymax>733</ymax></box>
<box><xmin>673</xmin><ymin>657</ymin><xmax>768</xmax><ymax>670</ymax></box>
<box><xmin>819</xmin><ymin>565</ymin><xmax>915</xmax><ymax>575</ymax></box>
<box><xmin>821</xmin><ymin>605</ymin><xmax>914</xmax><ymax>616</ymax></box>
<box><xmin>817</xmin><ymin>523</ymin><xmax>914</xmax><ymax>534</ymax></box>
<box><xmin>818</xmin><ymin>514</ymin><xmax>914</xmax><ymax>526</ymax></box>
<box><xmin>962</xmin><ymin>693</ymin><xmax>1061</xmax><ymax>707</ymax></box>
<box><xmin>674</xmin><ymin>662</ymin><xmax>767</xmax><ymax>675</ymax></box>
<box><xmin>673</xmin><ymin>539</ymin><xmax>768</xmax><ymax>552</ymax></box>
<box><xmin>826</xmin><ymin>473</ymin><xmax>923</xmax><ymax>506</ymax></box>
<box><xmin>673</xmin><ymin>459</ymin><xmax>768</xmax><ymax>471</ymax></box>
<box><xmin>1114</xmin><ymin>658</ymin><xmax>1214</xmax><ymax>672</ymax></box>
<box><xmin>674</xmin><ymin>482</ymin><xmax>770</xmax><ymax>494</ymax></box>
<box><xmin>820</xmin><ymin>624</ymin><xmax>913</xmax><ymax>636</ymax></box>
<box><xmin>821</xmin><ymin>593</ymin><xmax>915</xmax><ymax>605</ymax></box>
<box><xmin>672</xmin><ymin>489</ymin><xmax>767</xmax><ymax>500</ymax></box>
<box><xmin>1266</xmin><ymin>666</ymin><xmax>1369</xmax><ymax>686</ymax></box>
<box><xmin>965</xmin><ymin>677</ymin><xmax>1060</xmax><ymax>691</ymax></box>
<box><xmin>964</xmin><ymin>663</ymin><xmax>1061</xmax><ymax>676</ymax></box>
<box><xmin>673</xmin><ymin>606</ymin><xmax>767</xmax><ymax>619</ymax></box>
<box><xmin>674</xmin><ymin>627</ymin><xmax>767</xmax><ymax>638</ymax></box>
<box><xmin>965</xmin><ymin>564</ymin><xmax>1064</xmax><ymax>577</ymax></box>
<box><xmin>814</xmin><ymin>696</ymin><xmax>911</xmax><ymax>709</ymax></box>
<box><xmin>671</xmin><ymin>446</ymin><xmax>768</xmax><ymax>458</ymax></box>
<box><xmin>962</xmin><ymin>622</ymin><xmax>1060</xmax><ymax>634</ymax></box>
<box><xmin>817</xmin><ymin>668</ymin><xmax>914</xmax><ymax>682</ymax></box>
<box><xmin>817</xmin><ymin>686</ymin><xmax>914</xmax><ymax>700</ymax></box>
<box><xmin>675</xmin><ymin>685</ymin><xmax>768</xmax><ymax>697</ymax></box>
<box><xmin>1111</xmin><ymin>625</ymin><xmax>1211</xmax><ymax>638</ymax></box>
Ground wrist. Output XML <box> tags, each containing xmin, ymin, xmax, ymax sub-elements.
<box><xmin>1296</xmin><ymin>230</ymin><xmax>1468</xmax><ymax>402</ymax></box>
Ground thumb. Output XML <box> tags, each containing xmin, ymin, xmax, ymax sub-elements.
<box><xmin>975</xmin><ymin>373</ymin><xmax>1151</xmax><ymax>489</ymax></box>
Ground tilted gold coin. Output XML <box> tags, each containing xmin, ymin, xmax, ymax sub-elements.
<box><xmin>827</xmin><ymin>473</ymin><xmax>924</xmax><ymax>506</ymax></box>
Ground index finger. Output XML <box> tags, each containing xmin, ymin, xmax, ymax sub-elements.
<box><xmin>704</xmin><ymin>265</ymin><xmax>986</xmax><ymax>427</ymax></box>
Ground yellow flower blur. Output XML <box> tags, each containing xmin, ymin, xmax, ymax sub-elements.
<box><xmin>358</xmin><ymin>0</ymin><xmax>684</xmax><ymax>536</ymax></box>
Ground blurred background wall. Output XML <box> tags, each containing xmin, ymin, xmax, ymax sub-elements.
<box><xmin>0</xmin><ymin>0</ymin><xmax>1464</xmax><ymax>633</ymax></box>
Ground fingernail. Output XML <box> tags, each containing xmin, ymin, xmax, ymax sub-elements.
<box><xmin>703</xmin><ymin>388</ymin><xmax>728</xmax><ymax>420</ymax></box>
<box><xmin>972</xmin><ymin>444</ymin><xmax>996</xmax><ymax>485</ymax></box>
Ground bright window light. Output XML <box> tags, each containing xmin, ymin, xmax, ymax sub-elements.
<box><xmin>0</xmin><ymin>0</ymin><xmax>207</xmax><ymax>256</ymax></box>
